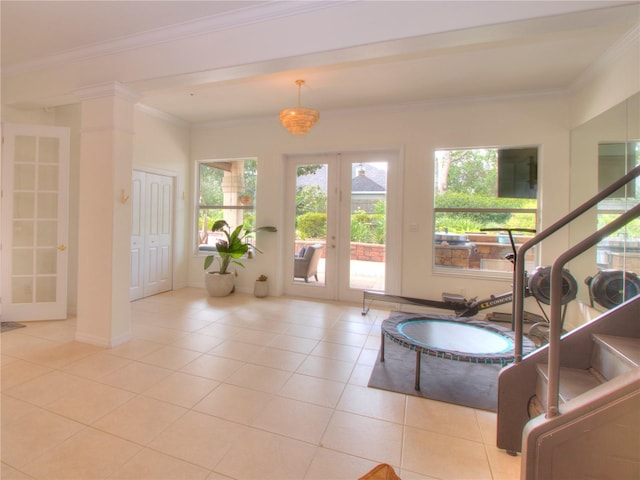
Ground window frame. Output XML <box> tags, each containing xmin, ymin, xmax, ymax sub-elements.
<box><xmin>195</xmin><ymin>157</ymin><xmax>257</xmax><ymax>256</ymax></box>
<box><xmin>433</xmin><ymin>146</ymin><xmax>539</xmax><ymax>276</ymax></box>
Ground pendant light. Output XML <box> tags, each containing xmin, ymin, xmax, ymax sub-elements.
<box><xmin>279</xmin><ymin>79</ymin><xmax>319</xmax><ymax>135</ymax></box>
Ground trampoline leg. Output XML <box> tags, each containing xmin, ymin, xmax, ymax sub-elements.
<box><xmin>380</xmin><ymin>333</ymin><xmax>385</xmax><ymax>362</ymax></box>
<box><xmin>415</xmin><ymin>352</ymin><xmax>421</xmax><ymax>391</ymax></box>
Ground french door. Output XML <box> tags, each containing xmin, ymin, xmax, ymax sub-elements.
<box><xmin>284</xmin><ymin>150</ymin><xmax>401</xmax><ymax>303</ymax></box>
<box><xmin>1</xmin><ymin>123</ymin><xmax>70</xmax><ymax>321</ymax></box>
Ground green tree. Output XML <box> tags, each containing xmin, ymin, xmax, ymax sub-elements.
<box><xmin>199</xmin><ymin>163</ymin><xmax>224</xmax><ymax>205</ymax></box>
<box><xmin>296</xmin><ymin>185</ymin><xmax>327</xmax><ymax>215</ymax></box>
<box><xmin>243</xmin><ymin>159</ymin><xmax>257</xmax><ymax>199</ymax></box>
<box><xmin>435</xmin><ymin>148</ymin><xmax>536</xmax><ymax>234</ymax></box>
<box><xmin>297</xmin><ymin>164</ymin><xmax>323</xmax><ymax>177</ymax></box>
<box><xmin>444</xmin><ymin>149</ymin><xmax>497</xmax><ymax>196</ymax></box>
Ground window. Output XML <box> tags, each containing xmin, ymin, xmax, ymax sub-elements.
<box><xmin>197</xmin><ymin>158</ymin><xmax>257</xmax><ymax>251</ymax></box>
<box><xmin>433</xmin><ymin>147</ymin><xmax>538</xmax><ymax>273</ymax></box>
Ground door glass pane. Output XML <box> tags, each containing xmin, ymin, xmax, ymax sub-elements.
<box><xmin>294</xmin><ymin>163</ymin><xmax>327</xmax><ymax>285</ymax></box>
<box><xmin>14</xmin><ymin>192</ymin><xmax>35</xmax><ymax>218</ymax></box>
<box><xmin>37</xmin><ymin>193</ymin><xmax>58</xmax><ymax>218</ymax></box>
<box><xmin>37</xmin><ymin>221</ymin><xmax>57</xmax><ymax>246</ymax></box>
<box><xmin>15</xmin><ymin>136</ymin><xmax>36</xmax><ymax>163</ymax></box>
<box><xmin>12</xmin><ymin>277</ymin><xmax>33</xmax><ymax>303</ymax></box>
<box><xmin>36</xmin><ymin>249</ymin><xmax>57</xmax><ymax>274</ymax></box>
<box><xmin>36</xmin><ymin>277</ymin><xmax>56</xmax><ymax>302</ymax></box>
<box><xmin>39</xmin><ymin>137</ymin><xmax>60</xmax><ymax>164</ymax></box>
<box><xmin>13</xmin><ymin>221</ymin><xmax>34</xmax><ymax>246</ymax></box>
<box><xmin>349</xmin><ymin>162</ymin><xmax>386</xmax><ymax>290</ymax></box>
<box><xmin>14</xmin><ymin>164</ymin><xmax>35</xmax><ymax>190</ymax></box>
<box><xmin>12</xmin><ymin>250</ymin><xmax>33</xmax><ymax>275</ymax></box>
<box><xmin>39</xmin><ymin>165</ymin><xmax>58</xmax><ymax>190</ymax></box>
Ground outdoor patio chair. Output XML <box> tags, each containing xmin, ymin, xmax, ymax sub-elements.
<box><xmin>294</xmin><ymin>244</ymin><xmax>322</xmax><ymax>282</ymax></box>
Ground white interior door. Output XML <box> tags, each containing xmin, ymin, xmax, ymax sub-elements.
<box><xmin>284</xmin><ymin>150</ymin><xmax>401</xmax><ymax>303</ymax></box>
<box><xmin>1</xmin><ymin>123</ymin><xmax>70</xmax><ymax>321</ymax></box>
<box><xmin>130</xmin><ymin>171</ymin><xmax>145</xmax><ymax>300</ymax></box>
<box><xmin>144</xmin><ymin>173</ymin><xmax>173</xmax><ymax>297</ymax></box>
<box><xmin>130</xmin><ymin>171</ymin><xmax>173</xmax><ymax>300</ymax></box>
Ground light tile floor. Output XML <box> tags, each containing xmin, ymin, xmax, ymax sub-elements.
<box><xmin>1</xmin><ymin>288</ymin><xmax>521</xmax><ymax>480</ymax></box>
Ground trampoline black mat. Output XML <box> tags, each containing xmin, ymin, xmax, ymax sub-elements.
<box><xmin>368</xmin><ymin>338</ymin><xmax>503</xmax><ymax>412</ymax></box>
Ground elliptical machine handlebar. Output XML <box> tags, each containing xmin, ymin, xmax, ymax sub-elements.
<box><xmin>479</xmin><ymin>228</ymin><xmax>537</xmax><ymax>264</ymax></box>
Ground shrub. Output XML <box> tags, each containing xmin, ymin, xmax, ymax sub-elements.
<box><xmin>351</xmin><ymin>211</ymin><xmax>385</xmax><ymax>244</ymax></box>
<box><xmin>297</xmin><ymin>212</ymin><xmax>327</xmax><ymax>239</ymax></box>
<box><xmin>435</xmin><ymin>191</ymin><xmax>536</xmax><ymax>233</ymax></box>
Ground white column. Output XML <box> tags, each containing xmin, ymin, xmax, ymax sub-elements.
<box><xmin>74</xmin><ymin>82</ymin><xmax>139</xmax><ymax>347</ymax></box>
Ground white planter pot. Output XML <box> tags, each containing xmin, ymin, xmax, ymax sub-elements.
<box><xmin>254</xmin><ymin>280</ymin><xmax>269</xmax><ymax>298</ymax></box>
<box><xmin>205</xmin><ymin>272</ymin><xmax>235</xmax><ymax>297</ymax></box>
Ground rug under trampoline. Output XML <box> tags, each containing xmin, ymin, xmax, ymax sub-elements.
<box><xmin>368</xmin><ymin>338</ymin><xmax>503</xmax><ymax>411</ymax></box>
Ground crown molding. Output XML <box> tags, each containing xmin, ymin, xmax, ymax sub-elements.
<box><xmin>3</xmin><ymin>1</ymin><xmax>350</xmax><ymax>77</ymax></box>
<box><xmin>135</xmin><ymin>103</ymin><xmax>191</xmax><ymax>128</ymax></box>
<box><xmin>570</xmin><ymin>23</ymin><xmax>640</xmax><ymax>92</ymax></box>
<box><xmin>74</xmin><ymin>81</ymin><xmax>141</xmax><ymax>102</ymax></box>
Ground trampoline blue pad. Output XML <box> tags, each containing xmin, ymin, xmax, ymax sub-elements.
<box><xmin>399</xmin><ymin>320</ymin><xmax>513</xmax><ymax>355</ymax></box>
<box><xmin>381</xmin><ymin>312</ymin><xmax>535</xmax><ymax>364</ymax></box>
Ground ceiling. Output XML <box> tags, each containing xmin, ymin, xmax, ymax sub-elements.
<box><xmin>2</xmin><ymin>1</ymin><xmax>639</xmax><ymax>125</ymax></box>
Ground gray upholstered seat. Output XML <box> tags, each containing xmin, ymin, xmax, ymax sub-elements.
<box><xmin>294</xmin><ymin>244</ymin><xmax>322</xmax><ymax>282</ymax></box>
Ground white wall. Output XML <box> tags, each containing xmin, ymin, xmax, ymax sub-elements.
<box><xmin>189</xmin><ymin>94</ymin><xmax>571</xmax><ymax>304</ymax></box>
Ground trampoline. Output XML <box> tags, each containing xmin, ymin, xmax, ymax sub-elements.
<box><xmin>380</xmin><ymin>312</ymin><xmax>535</xmax><ymax>390</ymax></box>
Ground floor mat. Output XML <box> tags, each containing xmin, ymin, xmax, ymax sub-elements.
<box><xmin>1</xmin><ymin>322</ymin><xmax>26</xmax><ymax>333</ymax></box>
<box><xmin>368</xmin><ymin>338</ymin><xmax>503</xmax><ymax>411</ymax></box>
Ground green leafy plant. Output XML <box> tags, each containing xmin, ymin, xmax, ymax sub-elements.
<box><xmin>204</xmin><ymin>220</ymin><xmax>277</xmax><ymax>274</ymax></box>
<box><xmin>296</xmin><ymin>212</ymin><xmax>327</xmax><ymax>239</ymax></box>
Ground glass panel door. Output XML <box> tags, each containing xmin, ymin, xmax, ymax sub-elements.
<box><xmin>284</xmin><ymin>150</ymin><xmax>400</xmax><ymax>303</ymax></box>
<box><xmin>1</xmin><ymin>124</ymin><xmax>70</xmax><ymax>321</ymax></box>
<box><xmin>284</xmin><ymin>156</ymin><xmax>337</xmax><ymax>300</ymax></box>
<box><xmin>347</xmin><ymin>160</ymin><xmax>387</xmax><ymax>291</ymax></box>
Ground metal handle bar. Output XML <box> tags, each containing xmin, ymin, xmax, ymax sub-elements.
<box><xmin>480</xmin><ymin>228</ymin><xmax>537</xmax><ymax>263</ymax></box>
<box><xmin>546</xmin><ymin>202</ymin><xmax>640</xmax><ymax>417</ymax></box>
<box><xmin>512</xmin><ymin>164</ymin><xmax>640</xmax><ymax>363</ymax></box>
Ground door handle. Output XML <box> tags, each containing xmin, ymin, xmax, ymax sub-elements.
<box><xmin>57</xmin><ymin>244</ymin><xmax>67</xmax><ymax>251</ymax></box>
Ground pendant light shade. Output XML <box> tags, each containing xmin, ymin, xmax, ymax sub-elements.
<box><xmin>279</xmin><ymin>80</ymin><xmax>319</xmax><ymax>136</ymax></box>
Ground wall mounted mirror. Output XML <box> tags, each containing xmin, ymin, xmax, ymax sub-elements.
<box><xmin>570</xmin><ymin>93</ymin><xmax>640</xmax><ymax>307</ymax></box>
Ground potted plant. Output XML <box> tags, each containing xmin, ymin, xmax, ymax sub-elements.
<box><xmin>254</xmin><ymin>274</ymin><xmax>269</xmax><ymax>298</ymax></box>
<box><xmin>238</xmin><ymin>193</ymin><xmax>252</xmax><ymax>205</ymax></box>
<box><xmin>203</xmin><ymin>220</ymin><xmax>277</xmax><ymax>297</ymax></box>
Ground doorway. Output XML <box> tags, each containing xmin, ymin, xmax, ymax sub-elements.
<box><xmin>1</xmin><ymin>123</ymin><xmax>70</xmax><ymax>321</ymax></box>
<box><xmin>284</xmin><ymin>150</ymin><xmax>401</xmax><ymax>303</ymax></box>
